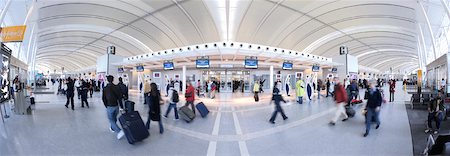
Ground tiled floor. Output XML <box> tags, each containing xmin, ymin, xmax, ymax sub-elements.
<box><xmin>0</xmin><ymin>83</ymin><xmax>413</xmax><ymax>156</ymax></box>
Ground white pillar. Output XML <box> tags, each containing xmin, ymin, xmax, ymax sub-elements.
<box><xmin>0</xmin><ymin>0</ymin><xmax>12</xmax><ymax>24</ymax></box>
<box><xmin>441</xmin><ymin>0</ymin><xmax>450</xmax><ymax>20</ymax></box>
<box><xmin>269</xmin><ymin>65</ymin><xmax>274</xmax><ymax>92</ymax></box>
<box><xmin>419</xmin><ymin>1</ymin><xmax>438</xmax><ymax>60</ymax></box>
<box><xmin>182</xmin><ymin>65</ymin><xmax>186</xmax><ymax>95</ymax></box>
<box><xmin>418</xmin><ymin>24</ymin><xmax>429</xmax><ymax>65</ymax></box>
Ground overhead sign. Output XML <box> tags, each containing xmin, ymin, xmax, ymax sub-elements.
<box><xmin>1</xmin><ymin>25</ymin><xmax>26</xmax><ymax>42</ymax></box>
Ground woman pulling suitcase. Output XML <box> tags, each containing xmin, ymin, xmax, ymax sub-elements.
<box><xmin>145</xmin><ymin>83</ymin><xmax>164</xmax><ymax>134</ymax></box>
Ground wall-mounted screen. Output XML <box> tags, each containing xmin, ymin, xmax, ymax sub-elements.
<box><xmin>196</xmin><ymin>59</ymin><xmax>210</xmax><ymax>69</ymax></box>
<box><xmin>245</xmin><ymin>59</ymin><xmax>258</xmax><ymax>69</ymax></box>
<box><xmin>312</xmin><ymin>65</ymin><xmax>320</xmax><ymax>72</ymax></box>
<box><xmin>136</xmin><ymin>65</ymin><xmax>144</xmax><ymax>72</ymax></box>
<box><xmin>118</xmin><ymin>67</ymin><xmax>124</xmax><ymax>73</ymax></box>
<box><xmin>331</xmin><ymin>68</ymin><xmax>337</xmax><ymax>73</ymax></box>
<box><xmin>282</xmin><ymin>62</ymin><xmax>293</xmax><ymax>70</ymax></box>
<box><xmin>164</xmin><ymin>62</ymin><xmax>174</xmax><ymax>70</ymax></box>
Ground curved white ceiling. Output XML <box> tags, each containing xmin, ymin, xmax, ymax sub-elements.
<box><xmin>35</xmin><ymin>0</ymin><xmax>420</xmax><ymax>73</ymax></box>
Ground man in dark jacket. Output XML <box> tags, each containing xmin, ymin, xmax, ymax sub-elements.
<box><xmin>269</xmin><ymin>82</ymin><xmax>288</xmax><ymax>124</ymax></box>
<box><xmin>364</xmin><ymin>83</ymin><xmax>382</xmax><ymax>137</ymax></box>
<box><xmin>326</xmin><ymin>78</ymin><xmax>330</xmax><ymax>97</ymax></box>
<box><xmin>65</xmin><ymin>77</ymin><xmax>75</xmax><ymax>110</ymax></box>
<box><xmin>102</xmin><ymin>75</ymin><xmax>124</xmax><ymax>140</ymax></box>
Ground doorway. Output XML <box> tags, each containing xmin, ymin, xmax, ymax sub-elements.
<box><xmin>202</xmin><ymin>70</ymin><xmax>251</xmax><ymax>93</ymax></box>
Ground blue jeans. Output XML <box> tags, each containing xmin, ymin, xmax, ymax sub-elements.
<box><xmin>164</xmin><ymin>103</ymin><xmax>179</xmax><ymax>119</ymax></box>
<box><xmin>428</xmin><ymin>112</ymin><xmax>443</xmax><ymax>130</ymax></box>
<box><xmin>269</xmin><ymin>104</ymin><xmax>287</xmax><ymax>122</ymax></box>
<box><xmin>307</xmin><ymin>85</ymin><xmax>312</xmax><ymax>100</ymax></box>
<box><xmin>146</xmin><ymin>117</ymin><xmax>164</xmax><ymax>134</ymax></box>
<box><xmin>106</xmin><ymin>106</ymin><xmax>121</xmax><ymax>133</ymax></box>
<box><xmin>365</xmin><ymin>107</ymin><xmax>380</xmax><ymax>134</ymax></box>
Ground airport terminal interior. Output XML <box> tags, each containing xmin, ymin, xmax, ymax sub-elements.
<box><xmin>2</xmin><ymin>0</ymin><xmax>450</xmax><ymax>155</ymax></box>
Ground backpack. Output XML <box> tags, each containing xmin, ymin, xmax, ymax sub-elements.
<box><xmin>172</xmin><ymin>90</ymin><xmax>179</xmax><ymax>103</ymax></box>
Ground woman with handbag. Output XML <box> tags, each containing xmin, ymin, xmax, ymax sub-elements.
<box><xmin>146</xmin><ymin>83</ymin><xmax>164</xmax><ymax>134</ymax></box>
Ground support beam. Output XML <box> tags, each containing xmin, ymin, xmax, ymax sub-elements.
<box><xmin>269</xmin><ymin>65</ymin><xmax>274</xmax><ymax>92</ymax></box>
<box><xmin>419</xmin><ymin>0</ymin><xmax>438</xmax><ymax>60</ymax></box>
<box><xmin>441</xmin><ymin>0</ymin><xmax>450</xmax><ymax>20</ymax></box>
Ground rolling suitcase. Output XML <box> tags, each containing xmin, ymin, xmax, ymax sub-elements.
<box><xmin>254</xmin><ymin>94</ymin><xmax>259</xmax><ymax>102</ymax></box>
<box><xmin>119</xmin><ymin>111</ymin><xmax>149</xmax><ymax>144</ymax></box>
<box><xmin>124</xmin><ymin>100</ymin><xmax>135</xmax><ymax>113</ymax></box>
<box><xmin>345</xmin><ymin>106</ymin><xmax>355</xmax><ymax>118</ymax></box>
<box><xmin>196</xmin><ymin>102</ymin><xmax>209</xmax><ymax>118</ymax></box>
<box><xmin>179</xmin><ymin>106</ymin><xmax>195</xmax><ymax>123</ymax></box>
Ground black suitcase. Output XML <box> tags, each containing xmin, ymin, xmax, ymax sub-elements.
<box><xmin>119</xmin><ymin>111</ymin><xmax>149</xmax><ymax>144</ymax></box>
<box><xmin>179</xmin><ymin>106</ymin><xmax>195</xmax><ymax>123</ymax></box>
<box><xmin>124</xmin><ymin>100</ymin><xmax>135</xmax><ymax>113</ymax></box>
<box><xmin>254</xmin><ymin>94</ymin><xmax>259</xmax><ymax>102</ymax></box>
<box><xmin>30</xmin><ymin>97</ymin><xmax>35</xmax><ymax>105</ymax></box>
<box><xmin>345</xmin><ymin>106</ymin><xmax>355</xmax><ymax>118</ymax></box>
<box><xmin>196</xmin><ymin>102</ymin><xmax>209</xmax><ymax>118</ymax></box>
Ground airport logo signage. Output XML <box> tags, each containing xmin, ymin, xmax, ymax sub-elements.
<box><xmin>1</xmin><ymin>25</ymin><xmax>26</xmax><ymax>42</ymax></box>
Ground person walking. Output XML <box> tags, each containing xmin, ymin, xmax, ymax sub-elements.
<box><xmin>143</xmin><ymin>80</ymin><xmax>151</xmax><ymax>104</ymax></box>
<box><xmin>75</xmin><ymin>78</ymin><xmax>81</xmax><ymax>99</ymax></box>
<box><xmin>145</xmin><ymin>83</ymin><xmax>164</xmax><ymax>134</ymax></box>
<box><xmin>80</xmin><ymin>80</ymin><xmax>89</xmax><ymax>108</ymax></box>
<box><xmin>269</xmin><ymin>82</ymin><xmax>288</xmax><ymax>124</ymax></box>
<box><xmin>296</xmin><ymin>78</ymin><xmax>305</xmax><ymax>104</ymax></box>
<box><xmin>117</xmin><ymin>77</ymin><xmax>128</xmax><ymax>108</ymax></box>
<box><xmin>329</xmin><ymin>77</ymin><xmax>349</xmax><ymax>126</ymax></box>
<box><xmin>326</xmin><ymin>78</ymin><xmax>330</xmax><ymax>97</ymax></box>
<box><xmin>88</xmin><ymin>80</ymin><xmax>93</xmax><ymax>98</ymax></box>
<box><xmin>285</xmin><ymin>80</ymin><xmax>291</xmax><ymax>96</ymax></box>
<box><xmin>389</xmin><ymin>80</ymin><xmax>395</xmax><ymax>102</ymax></box>
<box><xmin>185</xmin><ymin>82</ymin><xmax>196</xmax><ymax>115</ymax></box>
<box><xmin>364</xmin><ymin>83</ymin><xmax>382</xmax><ymax>137</ymax></box>
<box><xmin>163</xmin><ymin>85</ymin><xmax>179</xmax><ymax>120</ymax></box>
<box><xmin>165</xmin><ymin>80</ymin><xmax>170</xmax><ymax>97</ymax></box>
<box><xmin>317</xmin><ymin>79</ymin><xmax>323</xmax><ymax>99</ymax></box>
<box><xmin>65</xmin><ymin>77</ymin><xmax>75</xmax><ymax>110</ymax></box>
<box><xmin>253</xmin><ymin>81</ymin><xmax>260</xmax><ymax>102</ymax></box>
<box><xmin>306</xmin><ymin>76</ymin><xmax>312</xmax><ymax>100</ymax></box>
<box><xmin>425</xmin><ymin>91</ymin><xmax>445</xmax><ymax>134</ymax></box>
<box><xmin>102</xmin><ymin>75</ymin><xmax>125</xmax><ymax>140</ymax></box>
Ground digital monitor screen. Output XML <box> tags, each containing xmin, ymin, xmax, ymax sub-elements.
<box><xmin>136</xmin><ymin>65</ymin><xmax>144</xmax><ymax>72</ymax></box>
<box><xmin>118</xmin><ymin>67</ymin><xmax>124</xmax><ymax>73</ymax></box>
<box><xmin>312</xmin><ymin>65</ymin><xmax>320</xmax><ymax>72</ymax></box>
<box><xmin>331</xmin><ymin>68</ymin><xmax>337</xmax><ymax>73</ymax></box>
<box><xmin>163</xmin><ymin>62</ymin><xmax>174</xmax><ymax>70</ymax></box>
<box><xmin>245</xmin><ymin>59</ymin><xmax>258</xmax><ymax>69</ymax></box>
<box><xmin>196</xmin><ymin>59</ymin><xmax>210</xmax><ymax>69</ymax></box>
<box><xmin>282</xmin><ymin>62</ymin><xmax>293</xmax><ymax>70</ymax></box>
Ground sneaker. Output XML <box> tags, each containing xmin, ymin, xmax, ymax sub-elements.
<box><xmin>375</xmin><ymin>124</ymin><xmax>380</xmax><ymax>129</ymax></box>
<box><xmin>173</xmin><ymin>118</ymin><xmax>179</xmax><ymax>121</ymax></box>
<box><xmin>269</xmin><ymin>120</ymin><xmax>275</xmax><ymax>124</ymax></box>
<box><xmin>329</xmin><ymin>122</ymin><xmax>336</xmax><ymax>126</ymax></box>
<box><xmin>342</xmin><ymin>118</ymin><xmax>348</xmax><ymax>122</ymax></box>
<box><xmin>163</xmin><ymin>115</ymin><xmax>168</xmax><ymax>119</ymax></box>
<box><xmin>283</xmin><ymin>117</ymin><xmax>288</xmax><ymax>120</ymax></box>
<box><xmin>117</xmin><ymin>130</ymin><xmax>125</xmax><ymax>140</ymax></box>
<box><xmin>363</xmin><ymin>133</ymin><xmax>369</xmax><ymax>137</ymax></box>
<box><xmin>434</xmin><ymin>130</ymin><xmax>439</xmax><ymax>134</ymax></box>
<box><xmin>425</xmin><ymin>129</ymin><xmax>431</xmax><ymax>133</ymax></box>
<box><xmin>65</xmin><ymin>105</ymin><xmax>68</xmax><ymax>108</ymax></box>
<box><xmin>109</xmin><ymin>127</ymin><xmax>114</xmax><ymax>133</ymax></box>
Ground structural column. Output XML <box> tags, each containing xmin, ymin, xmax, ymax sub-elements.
<box><xmin>419</xmin><ymin>0</ymin><xmax>438</xmax><ymax>60</ymax></box>
<box><xmin>182</xmin><ymin>65</ymin><xmax>186</xmax><ymax>95</ymax></box>
<box><xmin>441</xmin><ymin>0</ymin><xmax>450</xmax><ymax>20</ymax></box>
<box><xmin>269</xmin><ymin>65</ymin><xmax>274</xmax><ymax>92</ymax></box>
<box><xmin>0</xmin><ymin>0</ymin><xmax>12</xmax><ymax>24</ymax></box>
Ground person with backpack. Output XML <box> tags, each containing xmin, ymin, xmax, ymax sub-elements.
<box><xmin>146</xmin><ymin>83</ymin><xmax>164</xmax><ymax>134</ymax></box>
<box><xmin>364</xmin><ymin>83</ymin><xmax>382</xmax><ymax>137</ymax></box>
<box><xmin>329</xmin><ymin>77</ymin><xmax>349</xmax><ymax>126</ymax></box>
<box><xmin>64</xmin><ymin>77</ymin><xmax>75</xmax><ymax>110</ymax></box>
<box><xmin>80</xmin><ymin>79</ymin><xmax>89</xmax><ymax>108</ymax></box>
<box><xmin>163</xmin><ymin>85</ymin><xmax>179</xmax><ymax>120</ymax></box>
<box><xmin>102</xmin><ymin>75</ymin><xmax>125</xmax><ymax>140</ymax></box>
<box><xmin>269</xmin><ymin>81</ymin><xmax>288</xmax><ymax>124</ymax></box>
<box><xmin>185</xmin><ymin>82</ymin><xmax>196</xmax><ymax>115</ymax></box>
<box><xmin>348</xmin><ymin>80</ymin><xmax>359</xmax><ymax>106</ymax></box>
<box><xmin>117</xmin><ymin>77</ymin><xmax>128</xmax><ymax>108</ymax></box>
